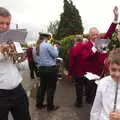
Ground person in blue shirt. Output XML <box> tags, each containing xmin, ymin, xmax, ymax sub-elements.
<box><xmin>34</xmin><ymin>32</ymin><xmax>60</xmax><ymax>111</ymax></box>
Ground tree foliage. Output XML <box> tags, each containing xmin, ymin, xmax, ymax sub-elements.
<box><xmin>47</xmin><ymin>20</ymin><xmax>59</xmax><ymax>39</ymax></box>
<box><xmin>56</xmin><ymin>0</ymin><xmax>84</xmax><ymax>40</ymax></box>
<box><xmin>108</xmin><ymin>30</ymin><xmax>120</xmax><ymax>51</ymax></box>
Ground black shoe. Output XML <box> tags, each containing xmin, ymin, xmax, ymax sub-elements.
<box><xmin>47</xmin><ymin>105</ymin><xmax>60</xmax><ymax>111</ymax></box>
<box><xmin>31</xmin><ymin>76</ymin><xmax>35</xmax><ymax>79</ymax></box>
<box><xmin>36</xmin><ymin>104</ymin><xmax>46</xmax><ymax>109</ymax></box>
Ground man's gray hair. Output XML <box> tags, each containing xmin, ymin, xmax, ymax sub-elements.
<box><xmin>0</xmin><ymin>7</ymin><xmax>11</xmax><ymax>17</ymax></box>
<box><xmin>89</xmin><ymin>27</ymin><xmax>99</xmax><ymax>34</ymax></box>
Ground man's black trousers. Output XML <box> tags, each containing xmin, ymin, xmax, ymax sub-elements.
<box><xmin>0</xmin><ymin>84</ymin><xmax>31</xmax><ymax>120</ymax></box>
<box><xmin>36</xmin><ymin>66</ymin><xmax>58</xmax><ymax>109</ymax></box>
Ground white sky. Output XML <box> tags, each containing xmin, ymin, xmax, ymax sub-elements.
<box><xmin>0</xmin><ymin>0</ymin><xmax>120</xmax><ymax>41</ymax></box>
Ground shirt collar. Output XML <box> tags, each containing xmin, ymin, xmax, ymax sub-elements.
<box><xmin>90</xmin><ymin>40</ymin><xmax>95</xmax><ymax>46</ymax></box>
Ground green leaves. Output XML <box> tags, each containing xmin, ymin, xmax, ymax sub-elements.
<box><xmin>56</xmin><ymin>0</ymin><xmax>84</xmax><ymax>40</ymax></box>
<box><xmin>60</xmin><ymin>35</ymin><xmax>75</xmax><ymax>69</ymax></box>
<box><xmin>108</xmin><ymin>32</ymin><xmax>120</xmax><ymax>51</ymax></box>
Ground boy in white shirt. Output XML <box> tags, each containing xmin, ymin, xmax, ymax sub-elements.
<box><xmin>90</xmin><ymin>48</ymin><xmax>120</xmax><ymax>120</ymax></box>
<box><xmin>0</xmin><ymin>7</ymin><xmax>31</xmax><ymax>120</ymax></box>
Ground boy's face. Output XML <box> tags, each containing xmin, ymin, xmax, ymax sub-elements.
<box><xmin>0</xmin><ymin>16</ymin><xmax>11</xmax><ymax>32</ymax></box>
<box><xmin>109</xmin><ymin>63</ymin><xmax>120</xmax><ymax>81</ymax></box>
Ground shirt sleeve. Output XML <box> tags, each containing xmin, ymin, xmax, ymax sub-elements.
<box><xmin>47</xmin><ymin>44</ymin><xmax>58</xmax><ymax>58</ymax></box>
<box><xmin>90</xmin><ymin>84</ymin><xmax>103</xmax><ymax>120</ymax></box>
<box><xmin>104</xmin><ymin>23</ymin><xmax>117</xmax><ymax>39</ymax></box>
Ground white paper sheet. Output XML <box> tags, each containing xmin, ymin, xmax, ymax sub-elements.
<box><xmin>95</xmin><ymin>38</ymin><xmax>109</xmax><ymax>52</ymax></box>
<box><xmin>84</xmin><ymin>72</ymin><xmax>100</xmax><ymax>81</ymax></box>
<box><xmin>95</xmin><ymin>80</ymin><xmax>100</xmax><ymax>85</ymax></box>
<box><xmin>14</xmin><ymin>42</ymin><xmax>24</xmax><ymax>53</ymax></box>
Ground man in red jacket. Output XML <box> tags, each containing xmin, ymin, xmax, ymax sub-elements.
<box><xmin>68</xmin><ymin>6</ymin><xmax>119</xmax><ymax>107</ymax></box>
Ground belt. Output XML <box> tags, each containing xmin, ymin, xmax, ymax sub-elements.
<box><xmin>39</xmin><ymin>66</ymin><xmax>56</xmax><ymax>69</ymax></box>
<box><xmin>39</xmin><ymin>66</ymin><xmax>58</xmax><ymax>72</ymax></box>
<box><xmin>0</xmin><ymin>84</ymin><xmax>22</xmax><ymax>92</ymax></box>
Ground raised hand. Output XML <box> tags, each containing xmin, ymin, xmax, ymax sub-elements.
<box><xmin>113</xmin><ymin>6</ymin><xmax>119</xmax><ymax>21</ymax></box>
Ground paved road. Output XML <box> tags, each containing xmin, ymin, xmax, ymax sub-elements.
<box><xmin>26</xmin><ymin>72</ymin><xmax>91</xmax><ymax>120</ymax></box>
<box><xmin>9</xmin><ymin>62</ymin><xmax>92</xmax><ymax>120</ymax></box>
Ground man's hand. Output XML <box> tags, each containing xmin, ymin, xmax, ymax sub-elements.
<box><xmin>0</xmin><ymin>43</ymin><xmax>17</xmax><ymax>57</ymax></box>
<box><xmin>113</xmin><ymin>6</ymin><xmax>119</xmax><ymax>22</ymax></box>
<box><xmin>0</xmin><ymin>44</ymin><xmax>10</xmax><ymax>55</ymax></box>
<box><xmin>109</xmin><ymin>112</ymin><xmax>120</xmax><ymax>120</ymax></box>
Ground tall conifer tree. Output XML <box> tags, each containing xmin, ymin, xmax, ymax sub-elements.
<box><xmin>56</xmin><ymin>0</ymin><xmax>84</xmax><ymax>40</ymax></box>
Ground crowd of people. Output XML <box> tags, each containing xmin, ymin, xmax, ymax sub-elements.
<box><xmin>0</xmin><ymin>5</ymin><xmax>120</xmax><ymax>120</ymax></box>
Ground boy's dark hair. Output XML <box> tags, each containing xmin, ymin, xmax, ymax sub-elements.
<box><xmin>108</xmin><ymin>48</ymin><xmax>120</xmax><ymax>65</ymax></box>
<box><xmin>0</xmin><ymin>7</ymin><xmax>11</xmax><ymax>17</ymax></box>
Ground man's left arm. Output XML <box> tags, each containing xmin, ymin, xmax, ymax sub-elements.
<box><xmin>47</xmin><ymin>44</ymin><xmax>58</xmax><ymax>58</ymax></box>
<box><xmin>104</xmin><ymin>6</ymin><xmax>119</xmax><ymax>39</ymax></box>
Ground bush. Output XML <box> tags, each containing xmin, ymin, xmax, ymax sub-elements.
<box><xmin>60</xmin><ymin>35</ymin><xmax>76</xmax><ymax>69</ymax></box>
<box><xmin>108</xmin><ymin>31</ymin><xmax>120</xmax><ymax>51</ymax></box>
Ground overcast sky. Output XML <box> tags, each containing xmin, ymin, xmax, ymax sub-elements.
<box><xmin>0</xmin><ymin>0</ymin><xmax>120</xmax><ymax>41</ymax></box>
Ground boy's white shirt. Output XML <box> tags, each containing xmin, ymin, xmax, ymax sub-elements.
<box><xmin>90</xmin><ymin>75</ymin><xmax>120</xmax><ymax>120</ymax></box>
<box><xmin>84</xmin><ymin>72</ymin><xmax>100</xmax><ymax>80</ymax></box>
<box><xmin>0</xmin><ymin>52</ymin><xmax>22</xmax><ymax>90</ymax></box>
